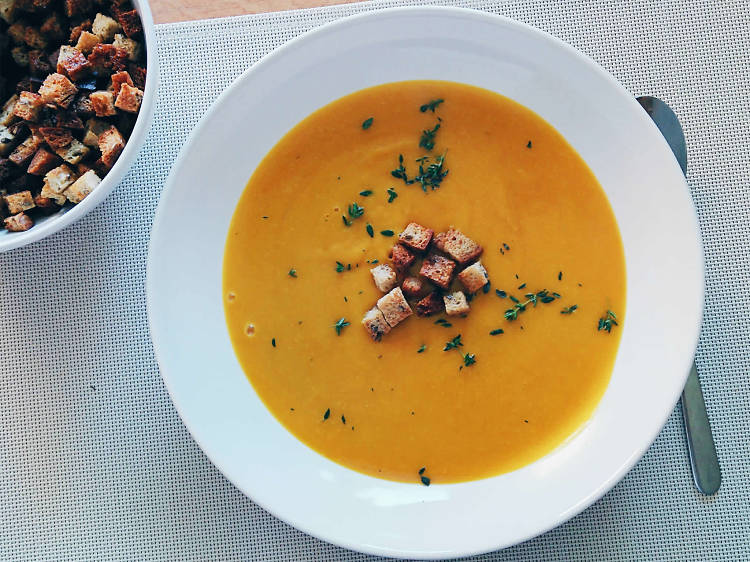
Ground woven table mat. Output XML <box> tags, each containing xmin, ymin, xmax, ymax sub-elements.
<box><xmin>1</xmin><ymin>0</ymin><xmax>749</xmax><ymax>560</ymax></box>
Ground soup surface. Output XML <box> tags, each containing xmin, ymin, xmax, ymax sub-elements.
<box><xmin>223</xmin><ymin>81</ymin><xmax>626</xmax><ymax>484</ymax></box>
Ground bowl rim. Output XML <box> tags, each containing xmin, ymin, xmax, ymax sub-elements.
<box><xmin>148</xmin><ymin>6</ymin><xmax>704</xmax><ymax>558</ymax></box>
<box><xmin>0</xmin><ymin>0</ymin><xmax>159</xmax><ymax>252</ymax></box>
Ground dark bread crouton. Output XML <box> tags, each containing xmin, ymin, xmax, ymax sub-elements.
<box><xmin>390</xmin><ymin>243</ymin><xmax>415</xmax><ymax>271</ymax></box>
<box><xmin>58</xmin><ymin>47</ymin><xmax>92</xmax><ymax>81</ymax></box>
<box><xmin>69</xmin><ymin>19</ymin><xmax>93</xmax><ymax>44</ymax></box>
<box><xmin>9</xmin><ymin>132</ymin><xmax>44</xmax><ymax>166</ymax></box>
<box><xmin>419</xmin><ymin>252</ymin><xmax>456</xmax><ymax>290</ymax></box>
<box><xmin>362</xmin><ymin>307</ymin><xmax>391</xmax><ymax>341</ymax></box>
<box><xmin>401</xmin><ymin>276</ymin><xmax>425</xmax><ymax>298</ymax></box>
<box><xmin>4</xmin><ymin>212</ymin><xmax>34</xmax><ymax>231</ymax></box>
<box><xmin>88</xmin><ymin>43</ymin><xmax>128</xmax><ymax>73</ymax></box>
<box><xmin>376</xmin><ymin>287</ymin><xmax>413</xmax><ymax>328</ymax></box>
<box><xmin>64</xmin><ymin>0</ymin><xmax>93</xmax><ymax>18</ymax></box>
<box><xmin>39</xmin><ymin>126</ymin><xmax>73</xmax><ymax>149</ymax></box>
<box><xmin>443</xmin><ymin>228</ymin><xmax>483</xmax><ymax>265</ymax></box>
<box><xmin>398</xmin><ymin>221</ymin><xmax>433</xmax><ymax>252</ymax></box>
<box><xmin>116</xmin><ymin>9</ymin><xmax>142</xmax><ymax>37</ymax></box>
<box><xmin>128</xmin><ymin>64</ymin><xmax>146</xmax><ymax>89</ymax></box>
<box><xmin>415</xmin><ymin>292</ymin><xmax>443</xmax><ymax>317</ymax></box>
<box><xmin>27</xmin><ymin>147</ymin><xmax>59</xmax><ymax>175</ymax></box>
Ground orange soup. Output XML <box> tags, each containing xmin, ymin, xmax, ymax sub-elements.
<box><xmin>223</xmin><ymin>81</ymin><xmax>625</xmax><ymax>484</ymax></box>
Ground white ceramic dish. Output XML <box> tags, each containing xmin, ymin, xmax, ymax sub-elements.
<box><xmin>0</xmin><ymin>0</ymin><xmax>158</xmax><ymax>252</ymax></box>
<box><xmin>147</xmin><ymin>7</ymin><xmax>703</xmax><ymax>558</ymax></box>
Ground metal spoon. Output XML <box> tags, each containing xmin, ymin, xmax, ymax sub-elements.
<box><xmin>637</xmin><ymin>95</ymin><xmax>721</xmax><ymax>495</ymax></box>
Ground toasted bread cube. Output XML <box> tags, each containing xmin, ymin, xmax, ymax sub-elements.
<box><xmin>82</xmin><ymin>117</ymin><xmax>110</xmax><ymax>146</ymax></box>
<box><xmin>432</xmin><ymin>231</ymin><xmax>447</xmax><ymax>251</ymax></box>
<box><xmin>38</xmin><ymin>73</ymin><xmax>78</xmax><ymax>109</ymax></box>
<box><xmin>39</xmin><ymin>126</ymin><xmax>73</xmax><ymax>149</ymax></box>
<box><xmin>92</xmin><ymin>13</ymin><xmax>122</xmax><ymax>41</ymax></box>
<box><xmin>23</xmin><ymin>26</ymin><xmax>47</xmax><ymax>50</ymax></box>
<box><xmin>54</xmin><ymin>138</ymin><xmax>90</xmax><ymax>165</ymax></box>
<box><xmin>0</xmin><ymin>125</ymin><xmax>17</xmax><ymax>156</ymax></box>
<box><xmin>89</xmin><ymin>91</ymin><xmax>116</xmax><ymax>117</ymax></box>
<box><xmin>458</xmin><ymin>261</ymin><xmax>489</xmax><ymax>293</ymax></box>
<box><xmin>401</xmin><ymin>276</ymin><xmax>425</xmax><ymax>298</ymax></box>
<box><xmin>75</xmin><ymin>30</ymin><xmax>100</xmax><ymax>54</ymax></box>
<box><xmin>98</xmin><ymin>126</ymin><xmax>125</xmax><ymax>169</ymax></box>
<box><xmin>370</xmin><ymin>264</ymin><xmax>397</xmax><ymax>293</ymax></box>
<box><xmin>390</xmin><ymin>243</ymin><xmax>415</xmax><ymax>271</ymax></box>
<box><xmin>444</xmin><ymin>291</ymin><xmax>470</xmax><ymax>316</ymax></box>
<box><xmin>1</xmin><ymin>95</ymin><xmax>19</xmax><ymax>127</ymax></box>
<box><xmin>4</xmin><ymin>190</ymin><xmax>35</xmax><ymax>214</ymax></box>
<box><xmin>40</xmin><ymin>13</ymin><xmax>66</xmax><ymax>42</ymax></box>
<box><xmin>110</xmin><ymin>71</ymin><xmax>133</xmax><ymax>98</ymax></box>
<box><xmin>40</xmin><ymin>181</ymin><xmax>67</xmax><ymax>205</ymax></box>
<box><xmin>398</xmin><ymin>222</ymin><xmax>434</xmax><ymax>252</ymax></box>
<box><xmin>362</xmin><ymin>306</ymin><xmax>391</xmax><ymax>341</ymax></box>
<box><xmin>419</xmin><ymin>253</ymin><xmax>456</xmax><ymax>290</ymax></box>
<box><xmin>114</xmin><ymin>84</ymin><xmax>143</xmax><ymax>114</ymax></box>
<box><xmin>128</xmin><ymin>64</ymin><xmax>146</xmax><ymax>89</ymax></box>
<box><xmin>113</xmin><ymin>33</ymin><xmax>141</xmax><ymax>62</ymax></box>
<box><xmin>44</xmin><ymin>164</ymin><xmax>76</xmax><ymax>194</ymax></box>
<box><xmin>415</xmin><ymin>291</ymin><xmax>443</xmax><ymax>317</ymax></box>
<box><xmin>58</xmin><ymin>48</ymin><xmax>92</xmax><ymax>81</ymax></box>
<box><xmin>33</xmin><ymin>194</ymin><xmax>59</xmax><ymax>213</ymax></box>
<box><xmin>443</xmin><ymin>228</ymin><xmax>483</xmax><ymax>265</ymax></box>
<box><xmin>11</xmin><ymin>46</ymin><xmax>28</xmax><ymax>67</ymax></box>
<box><xmin>116</xmin><ymin>9</ymin><xmax>142</xmax><ymax>37</ymax></box>
<box><xmin>88</xmin><ymin>44</ymin><xmax>128</xmax><ymax>73</ymax></box>
<box><xmin>27</xmin><ymin>148</ymin><xmax>59</xmax><ymax>175</ymax></box>
<box><xmin>12</xmin><ymin>91</ymin><xmax>44</xmax><ymax>121</ymax></box>
<box><xmin>64</xmin><ymin>169</ymin><xmax>100</xmax><ymax>203</ymax></box>
<box><xmin>376</xmin><ymin>287</ymin><xmax>413</xmax><ymax>328</ymax></box>
<box><xmin>8</xmin><ymin>21</ymin><xmax>25</xmax><ymax>44</ymax></box>
<box><xmin>4</xmin><ymin>212</ymin><xmax>33</xmax><ymax>232</ymax></box>
<box><xmin>9</xmin><ymin>133</ymin><xmax>44</xmax><ymax>166</ymax></box>
<box><xmin>0</xmin><ymin>0</ymin><xmax>17</xmax><ymax>24</ymax></box>
<box><xmin>64</xmin><ymin>0</ymin><xmax>92</xmax><ymax>18</ymax></box>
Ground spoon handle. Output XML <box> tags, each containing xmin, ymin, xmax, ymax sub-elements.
<box><xmin>681</xmin><ymin>364</ymin><xmax>721</xmax><ymax>495</ymax></box>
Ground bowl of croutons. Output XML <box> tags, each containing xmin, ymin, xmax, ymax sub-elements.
<box><xmin>0</xmin><ymin>0</ymin><xmax>156</xmax><ymax>251</ymax></box>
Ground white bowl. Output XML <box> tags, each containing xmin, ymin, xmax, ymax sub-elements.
<box><xmin>147</xmin><ymin>7</ymin><xmax>703</xmax><ymax>558</ymax></box>
<box><xmin>0</xmin><ymin>0</ymin><xmax>158</xmax><ymax>252</ymax></box>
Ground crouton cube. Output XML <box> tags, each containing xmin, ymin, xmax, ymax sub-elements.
<box><xmin>376</xmin><ymin>287</ymin><xmax>413</xmax><ymax>328</ymax></box>
<box><xmin>28</xmin><ymin>49</ymin><xmax>52</xmax><ymax>77</ymax></box>
<box><xmin>27</xmin><ymin>148</ymin><xmax>59</xmax><ymax>175</ymax></box>
<box><xmin>92</xmin><ymin>13</ymin><xmax>122</xmax><ymax>41</ymax></box>
<box><xmin>34</xmin><ymin>194</ymin><xmax>59</xmax><ymax>213</ymax></box>
<box><xmin>442</xmin><ymin>228</ymin><xmax>483</xmax><ymax>265</ymax></box>
<box><xmin>110</xmin><ymin>71</ymin><xmax>133</xmax><ymax>98</ymax></box>
<box><xmin>0</xmin><ymin>95</ymin><xmax>19</xmax><ymax>127</ymax></box>
<box><xmin>89</xmin><ymin>91</ymin><xmax>116</xmax><ymax>117</ymax></box>
<box><xmin>415</xmin><ymin>291</ymin><xmax>443</xmax><ymax>317</ymax></box>
<box><xmin>40</xmin><ymin>13</ymin><xmax>66</xmax><ymax>42</ymax></box>
<box><xmin>370</xmin><ymin>264</ymin><xmax>397</xmax><ymax>293</ymax></box>
<box><xmin>82</xmin><ymin>117</ymin><xmax>110</xmax><ymax>146</ymax></box>
<box><xmin>432</xmin><ymin>231</ymin><xmax>447</xmax><ymax>251</ymax></box>
<box><xmin>56</xmin><ymin>45</ymin><xmax>92</xmax><ymax>81</ymax></box>
<box><xmin>68</xmin><ymin>18</ymin><xmax>92</xmax><ymax>43</ymax></box>
<box><xmin>38</xmin><ymin>73</ymin><xmax>78</xmax><ymax>109</ymax></box>
<box><xmin>75</xmin><ymin>30</ymin><xmax>100</xmax><ymax>54</ymax></box>
<box><xmin>11</xmin><ymin>46</ymin><xmax>28</xmax><ymax>67</ymax></box>
<box><xmin>113</xmin><ymin>33</ymin><xmax>141</xmax><ymax>62</ymax></box>
<box><xmin>53</xmin><ymin>138</ymin><xmax>90</xmax><ymax>165</ymax></box>
<box><xmin>0</xmin><ymin>0</ymin><xmax>17</xmax><ymax>24</ymax></box>
<box><xmin>72</xmin><ymin>94</ymin><xmax>95</xmax><ymax>119</ymax></box>
<box><xmin>88</xmin><ymin>44</ymin><xmax>128</xmax><ymax>73</ymax></box>
<box><xmin>114</xmin><ymin>84</ymin><xmax>143</xmax><ymax>114</ymax></box>
<box><xmin>444</xmin><ymin>291</ymin><xmax>470</xmax><ymax>316</ymax></box>
<box><xmin>128</xmin><ymin>64</ymin><xmax>146</xmax><ymax>89</ymax></box>
<box><xmin>9</xmin><ymin>133</ymin><xmax>44</xmax><ymax>166</ymax></box>
<box><xmin>43</xmin><ymin>164</ymin><xmax>76</xmax><ymax>193</ymax></box>
<box><xmin>64</xmin><ymin>169</ymin><xmax>100</xmax><ymax>203</ymax></box>
<box><xmin>401</xmin><ymin>276</ymin><xmax>425</xmax><ymax>298</ymax></box>
<box><xmin>398</xmin><ymin>222</ymin><xmax>434</xmax><ymax>252</ymax></box>
<box><xmin>40</xmin><ymin>182</ymin><xmax>67</xmax><ymax>206</ymax></box>
<box><xmin>12</xmin><ymin>91</ymin><xmax>44</xmax><ymax>122</ymax></box>
<box><xmin>98</xmin><ymin>126</ymin><xmax>125</xmax><ymax>169</ymax></box>
<box><xmin>457</xmin><ymin>261</ymin><xmax>489</xmax><ymax>293</ymax></box>
<box><xmin>4</xmin><ymin>212</ymin><xmax>33</xmax><ymax>232</ymax></box>
<box><xmin>419</xmin><ymin>253</ymin><xmax>456</xmax><ymax>290</ymax></box>
<box><xmin>4</xmin><ymin>190</ymin><xmax>35</xmax><ymax>214</ymax></box>
<box><xmin>362</xmin><ymin>306</ymin><xmax>391</xmax><ymax>341</ymax></box>
<box><xmin>390</xmin><ymin>243</ymin><xmax>415</xmax><ymax>271</ymax></box>
<box><xmin>0</xmin><ymin>125</ymin><xmax>17</xmax><ymax>156</ymax></box>
<box><xmin>116</xmin><ymin>9</ymin><xmax>142</xmax><ymax>37</ymax></box>
<box><xmin>39</xmin><ymin>126</ymin><xmax>73</xmax><ymax>149</ymax></box>
<box><xmin>8</xmin><ymin>21</ymin><xmax>25</xmax><ymax>44</ymax></box>
<box><xmin>23</xmin><ymin>26</ymin><xmax>47</xmax><ymax>50</ymax></box>
<box><xmin>64</xmin><ymin>0</ymin><xmax>92</xmax><ymax>19</ymax></box>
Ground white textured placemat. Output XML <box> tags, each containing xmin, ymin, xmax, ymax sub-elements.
<box><xmin>1</xmin><ymin>1</ymin><xmax>748</xmax><ymax>560</ymax></box>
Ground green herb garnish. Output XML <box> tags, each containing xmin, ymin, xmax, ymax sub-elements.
<box><xmin>341</xmin><ymin>415</ymin><xmax>346</xmax><ymax>424</ymax></box>
<box><xmin>597</xmin><ymin>310</ymin><xmax>618</xmax><ymax>333</ymax></box>
<box><xmin>419</xmin><ymin>122</ymin><xmax>440</xmax><ymax>151</ymax></box>
<box><xmin>271</xmin><ymin>338</ymin><xmax>276</xmax><ymax>347</ymax></box>
<box><xmin>418</xmin><ymin>467</ymin><xmax>426</xmax><ymax>475</ymax></box>
<box><xmin>496</xmin><ymin>289</ymin><xmax>507</xmax><ymax>298</ymax></box>
<box><xmin>342</xmin><ymin>215</ymin><xmax>352</xmax><ymax>227</ymax></box>
<box><xmin>359</xmin><ymin>189</ymin><xmax>373</xmax><ymax>196</ymax></box>
<box><xmin>421</xmin><ymin>476</ymin><xmax>431</xmax><ymax>486</ymax></box>
<box><xmin>558</xmin><ymin>271</ymin><xmax>563</xmax><ymax>281</ymax></box>
<box><xmin>417</xmin><ymin>344</ymin><xmax>427</xmax><ymax>353</ymax></box>
<box><xmin>518</xmin><ymin>283</ymin><xmax>526</xmax><ymax>289</ymax></box>
<box><xmin>387</xmin><ymin>187</ymin><xmax>398</xmax><ymax>203</ymax></box>
<box><xmin>366</xmin><ymin>223</ymin><xmax>374</xmax><ymax>238</ymax></box>
<box><xmin>462</xmin><ymin>353</ymin><xmax>476</xmax><ymax>367</ymax></box>
<box><xmin>443</xmin><ymin>334</ymin><xmax>463</xmax><ymax>351</ymax></box>
<box><xmin>288</xmin><ymin>268</ymin><xmax>297</xmax><ymax>278</ymax></box>
<box><xmin>335</xmin><ymin>261</ymin><xmax>346</xmax><ymax>273</ymax></box>
<box><xmin>334</xmin><ymin>317</ymin><xmax>350</xmax><ymax>335</ymax></box>
<box><xmin>434</xmin><ymin>318</ymin><xmax>453</xmax><ymax>328</ymax></box>
<box><xmin>348</xmin><ymin>202</ymin><xmax>365</xmax><ymax>218</ymax></box>
<box><xmin>561</xmin><ymin>305</ymin><xmax>578</xmax><ymax>315</ymax></box>
<box><xmin>527</xmin><ymin>140</ymin><xmax>532</xmax><ymax>148</ymax></box>
<box><xmin>391</xmin><ymin>153</ymin><xmax>449</xmax><ymax>192</ymax></box>
<box><xmin>380</xmin><ymin>229</ymin><xmax>394</xmax><ymax>237</ymax></box>
<box><xmin>420</xmin><ymin>99</ymin><xmax>444</xmax><ymax>112</ymax></box>
<box><xmin>505</xmin><ymin>290</ymin><xmax>559</xmax><ymax>321</ymax></box>
<box><xmin>489</xmin><ymin>328</ymin><xmax>504</xmax><ymax>335</ymax></box>
<box><xmin>362</xmin><ymin>117</ymin><xmax>374</xmax><ymax>130</ymax></box>
<box><xmin>323</xmin><ymin>408</ymin><xmax>330</xmax><ymax>420</ymax></box>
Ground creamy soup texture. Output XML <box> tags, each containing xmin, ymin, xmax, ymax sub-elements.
<box><xmin>223</xmin><ymin>81</ymin><xmax>626</xmax><ymax>484</ymax></box>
